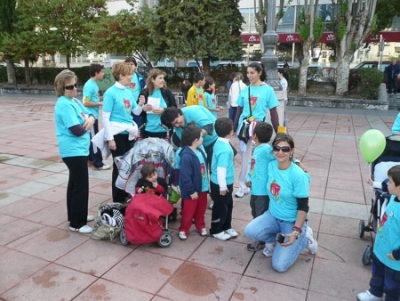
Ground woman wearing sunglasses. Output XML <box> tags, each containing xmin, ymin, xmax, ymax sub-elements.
<box><xmin>244</xmin><ymin>133</ymin><xmax>318</xmax><ymax>272</ymax></box>
<box><xmin>102</xmin><ymin>62</ymin><xmax>149</xmax><ymax>203</ymax></box>
<box><xmin>233</xmin><ymin>62</ymin><xmax>280</xmax><ymax>198</ymax></box>
<box><xmin>54</xmin><ymin>69</ymin><xmax>95</xmax><ymax>234</ymax></box>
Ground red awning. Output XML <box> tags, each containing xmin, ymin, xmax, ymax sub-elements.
<box><xmin>241</xmin><ymin>31</ymin><xmax>400</xmax><ymax>44</ymax></box>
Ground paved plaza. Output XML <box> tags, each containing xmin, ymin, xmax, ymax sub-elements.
<box><xmin>0</xmin><ymin>93</ymin><xmax>398</xmax><ymax>301</ymax></box>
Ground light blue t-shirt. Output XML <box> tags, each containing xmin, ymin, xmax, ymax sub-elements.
<box><xmin>145</xmin><ymin>89</ymin><xmax>167</xmax><ymax>133</ymax></box>
<box><xmin>373</xmin><ymin>196</ymin><xmax>400</xmax><ymax>271</ymax></box>
<box><xmin>175</xmin><ymin>145</ymin><xmax>209</xmax><ymax>192</ymax></box>
<box><xmin>129</xmin><ymin>73</ymin><xmax>141</xmax><ymax>103</ymax></box>
<box><xmin>205</xmin><ymin>91</ymin><xmax>217</xmax><ymax>119</ymax></box>
<box><xmin>103</xmin><ymin>84</ymin><xmax>138</xmax><ymax>124</ymax></box>
<box><xmin>246</xmin><ymin>143</ymin><xmax>275</xmax><ymax>196</ymax></box>
<box><xmin>54</xmin><ymin>96</ymin><xmax>91</xmax><ymax>158</ymax></box>
<box><xmin>268</xmin><ymin>161</ymin><xmax>310</xmax><ymax>222</ymax></box>
<box><xmin>392</xmin><ymin>113</ymin><xmax>400</xmax><ymax>134</ymax></box>
<box><xmin>237</xmin><ymin>84</ymin><xmax>279</xmax><ymax>126</ymax></box>
<box><xmin>175</xmin><ymin>106</ymin><xmax>217</xmax><ymax>147</ymax></box>
<box><xmin>82</xmin><ymin>78</ymin><xmax>100</xmax><ymax>119</ymax></box>
<box><xmin>211</xmin><ymin>138</ymin><xmax>235</xmax><ymax>185</ymax></box>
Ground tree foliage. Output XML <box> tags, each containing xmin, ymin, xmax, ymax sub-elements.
<box><xmin>146</xmin><ymin>0</ymin><xmax>245</xmax><ymax>73</ymax></box>
<box><xmin>374</xmin><ymin>0</ymin><xmax>400</xmax><ymax>33</ymax></box>
<box><xmin>17</xmin><ymin>0</ymin><xmax>108</xmax><ymax>68</ymax></box>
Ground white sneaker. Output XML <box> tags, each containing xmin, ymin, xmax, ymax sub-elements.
<box><xmin>262</xmin><ymin>243</ymin><xmax>275</xmax><ymax>257</ymax></box>
<box><xmin>225</xmin><ymin>228</ymin><xmax>238</xmax><ymax>238</ymax></box>
<box><xmin>234</xmin><ymin>189</ymin><xmax>249</xmax><ymax>198</ymax></box>
<box><xmin>69</xmin><ymin>225</ymin><xmax>93</xmax><ymax>234</ymax></box>
<box><xmin>87</xmin><ymin>215</ymin><xmax>94</xmax><ymax>222</ymax></box>
<box><xmin>199</xmin><ymin>228</ymin><xmax>208</xmax><ymax>236</ymax></box>
<box><xmin>212</xmin><ymin>231</ymin><xmax>231</xmax><ymax>241</ymax></box>
<box><xmin>357</xmin><ymin>290</ymin><xmax>383</xmax><ymax>301</ymax></box>
<box><xmin>96</xmin><ymin>164</ymin><xmax>111</xmax><ymax>170</ymax></box>
<box><xmin>178</xmin><ymin>231</ymin><xmax>187</xmax><ymax>240</ymax></box>
<box><xmin>306</xmin><ymin>225</ymin><xmax>318</xmax><ymax>254</ymax></box>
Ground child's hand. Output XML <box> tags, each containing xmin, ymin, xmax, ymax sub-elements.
<box><xmin>220</xmin><ymin>189</ymin><xmax>227</xmax><ymax>196</ymax></box>
<box><xmin>151</xmin><ymin>180</ymin><xmax>158</xmax><ymax>188</ymax></box>
<box><xmin>387</xmin><ymin>253</ymin><xmax>396</xmax><ymax>260</ymax></box>
<box><xmin>191</xmin><ymin>192</ymin><xmax>198</xmax><ymax>200</ymax></box>
<box><xmin>138</xmin><ymin>188</ymin><xmax>143</xmax><ymax>193</ymax></box>
<box><xmin>245</xmin><ymin>181</ymin><xmax>252</xmax><ymax>188</ymax></box>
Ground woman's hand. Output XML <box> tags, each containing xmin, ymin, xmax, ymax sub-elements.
<box><xmin>216</xmin><ymin>106</ymin><xmax>224</xmax><ymax>112</ymax></box>
<box><xmin>138</xmin><ymin>95</ymin><xmax>145</xmax><ymax>106</ymax></box>
<box><xmin>190</xmin><ymin>192</ymin><xmax>198</xmax><ymax>200</ymax></box>
<box><xmin>152</xmin><ymin>108</ymin><xmax>164</xmax><ymax>115</ymax></box>
<box><xmin>108</xmin><ymin>140</ymin><xmax>116</xmax><ymax>151</ymax></box>
<box><xmin>83</xmin><ymin>116</ymin><xmax>95</xmax><ymax>131</ymax></box>
<box><xmin>143</xmin><ymin>104</ymin><xmax>153</xmax><ymax>112</ymax></box>
<box><xmin>280</xmin><ymin>233</ymin><xmax>296</xmax><ymax>246</ymax></box>
<box><xmin>245</xmin><ymin>181</ymin><xmax>252</xmax><ymax>188</ymax></box>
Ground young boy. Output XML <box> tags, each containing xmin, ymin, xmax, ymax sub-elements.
<box><xmin>357</xmin><ymin>165</ymin><xmax>400</xmax><ymax>301</ymax></box>
<box><xmin>210</xmin><ymin>117</ymin><xmax>237</xmax><ymax>241</ymax></box>
<box><xmin>204</xmin><ymin>77</ymin><xmax>223</xmax><ymax>118</ymax></box>
<box><xmin>186</xmin><ymin>72</ymin><xmax>206</xmax><ymax>107</ymax></box>
<box><xmin>178</xmin><ymin>124</ymin><xmax>208</xmax><ymax>240</ymax></box>
<box><xmin>245</xmin><ymin>122</ymin><xmax>275</xmax><ymax>251</ymax></box>
<box><xmin>135</xmin><ymin>163</ymin><xmax>167</xmax><ymax>196</ymax></box>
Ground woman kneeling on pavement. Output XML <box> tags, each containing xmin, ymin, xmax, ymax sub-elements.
<box><xmin>244</xmin><ymin>133</ymin><xmax>318</xmax><ymax>272</ymax></box>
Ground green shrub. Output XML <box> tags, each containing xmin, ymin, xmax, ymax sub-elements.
<box><xmin>359</xmin><ymin>68</ymin><xmax>383</xmax><ymax>100</ymax></box>
<box><xmin>287</xmin><ymin>68</ymin><xmax>299</xmax><ymax>90</ymax></box>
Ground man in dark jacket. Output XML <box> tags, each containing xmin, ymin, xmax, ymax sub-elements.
<box><xmin>386</xmin><ymin>59</ymin><xmax>400</xmax><ymax>94</ymax></box>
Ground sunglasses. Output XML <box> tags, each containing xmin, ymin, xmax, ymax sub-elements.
<box><xmin>64</xmin><ymin>83</ymin><xmax>77</xmax><ymax>90</ymax></box>
<box><xmin>273</xmin><ymin>145</ymin><xmax>291</xmax><ymax>153</ymax></box>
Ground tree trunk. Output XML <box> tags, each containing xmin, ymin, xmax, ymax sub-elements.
<box><xmin>202</xmin><ymin>58</ymin><xmax>210</xmax><ymax>76</ymax></box>
<box><xmin>335</xmin><ymin>53</ymin><xmax>352</xmax><ymax>97</ymax></box>
<box><xmin>298</xmin><ymin>40</ymin><xmax>312</xmax><ymax>96</ymax></box>
<box><xmin>5</xmin><ymin>57</ymin><xmax>16</xmax><ymax>86</ymax></box>
<box><xmin>66</xmin><ymin>55</ymin><xmax>70</xmax><ymax>69</ymax></box>
<box><xmin>24</xmin><ymin>58</ymin><xmax>31</xmax><ymax>86</ymax></box>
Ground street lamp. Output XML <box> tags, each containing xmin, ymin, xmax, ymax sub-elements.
<box><xmin>261</xmin><ymin>0</ymin><xmax>282</xmax><ymax>91</ymax></box>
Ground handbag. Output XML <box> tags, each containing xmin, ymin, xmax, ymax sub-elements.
<box><xmin>238</xmin><ymin>87</ymin><xmax>257</xmax><ymax>143</ymax></box>
<box><xmin>91</xmin><ymin>203</ymin><xmax>127</xmax><ymax>241</ymax></box>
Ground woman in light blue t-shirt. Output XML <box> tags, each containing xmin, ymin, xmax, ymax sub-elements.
<box><xmin>244</xmin><ymin>133</ymin><xmax>318</xmax><ymax>272</ymax></box>
<box><xmin>54</xmin><ymin>69</ymin><xmax>95</xmax><ymax>234</ymax></box>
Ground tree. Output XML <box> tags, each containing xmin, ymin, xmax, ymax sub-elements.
<box><xmin>333</xmin><ymin>0</ymin><xmax>377</xmax><ymax>96</ymax></box>
<box><xmin>89</xmin><ymin>6</ymin><xmax>154</xmax><ymax>69</ymax></box>
<box><xmin>374</xmin><ymin>0</ymin><xmax>400</xmax><ymax>32</ymax></box>
<box><xmin>297</xmin><ymin>0</ymin><xmax>324</xmax><ymax>96</ymax></box>
<box><xmin>18</xmin><ymin>0</ymin><xmax>108</xmax><ymax>69</ymax></box>
<box><xmin>0</xmin><ymin>0</ymin><xmax>17</xmax><ymax>85</ymax></box>
<box><xmin>147</xmin><ymin>0</ymin><xmax>245</xmax><ymax>74</ymax></box>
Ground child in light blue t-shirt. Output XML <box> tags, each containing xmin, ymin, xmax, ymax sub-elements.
<box><xmin>204</xmin><ymin>77</ymin><xmax>223</xmax><ymax>119</ymax></box>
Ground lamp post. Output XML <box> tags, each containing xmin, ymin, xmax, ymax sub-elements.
<box><xmin>261</xmin><ymin>0</ymin><xmax>282</xmax><ymax>91</ymax></box>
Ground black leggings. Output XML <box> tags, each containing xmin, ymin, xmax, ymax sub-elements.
<box><xmin>110</xmin><ymin>133</ymin><xmax>131</xmax><ymax>203</ymax></box>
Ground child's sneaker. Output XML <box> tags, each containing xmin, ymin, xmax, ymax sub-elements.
<box><xmin>199</xmin><ymin>228</ymin><xmax>208</xmax><ymax>236</ymax></box>
<box><xmin>225</xmin><ymin>228</ymin><xmax>238</xmax><ymax>238</ymax></box>
<box><xmin>247</xmin><ymin>241</ymin><xmax>262</xmax><ymax>252</ymax></box>
<box><xmin>211</xmin><ymin>231</ymin><xmax>231</xmax><ymax>241</ymax></box>
<box><xmin>178</xmin><ymin>231</ymin><xmax>187</xmax><ymax>240</ymax></box>
<box><xmin>357</xmin><ymin>290</ymin><xmax>383</xmax><ymax>301</ymax></box>
<box><xmin>306</xmin><ymin>225</ymin><xmax>318</xmax><ymax>254</ymax></box>
<box><xmin>262</xmin><ymin>243</ymin><xmax>275</xmax><ymax>257</ymax></box>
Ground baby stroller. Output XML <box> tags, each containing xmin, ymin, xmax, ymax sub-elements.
<box><xmin>358</xmin><ymin>134</ymin><xmax>400</xmax><ymax>265</ymax></box>
<box><xmin>114</xmin><ymin>137</ymin><xmax>178</xmax><ymax>247</ymax></box>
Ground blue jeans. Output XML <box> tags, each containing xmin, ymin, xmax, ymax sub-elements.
<box><xmin>244</xmin><ymin>210</ymin><xmax>308</xmax><ymax>272</ymax></box>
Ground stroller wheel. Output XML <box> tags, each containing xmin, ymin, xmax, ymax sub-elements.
<box><xmin>358</xmin><ymin>220</ymin><xmax>365</xmax><ymax>238</ymax></box>
<box><xmin>362</xmin><ymin>245</ymin><xmax>373</xmax><ymax>266</ymax></box>
<box><xmin>120</xmin><ymin>227</ymin><xmax>129</xmax><ymax>246</ymax></box>
<box><xmin>158</xmin><ymin>231</ymin><xmax>173</xmax><ymax>248</ymax></box>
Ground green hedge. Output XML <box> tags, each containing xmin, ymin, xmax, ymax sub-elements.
<box><xmin>359</xmin><ymin>68</ymin><xmax>383</xmax><ymax>100</ymax></box>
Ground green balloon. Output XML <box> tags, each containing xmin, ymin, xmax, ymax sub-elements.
<box><xmin>359</xmin><ymin>129</ymin><xmax>386</xmax><ymax>163</ymax></box>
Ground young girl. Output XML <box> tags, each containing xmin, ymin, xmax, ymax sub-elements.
<box><xmin>135</xmin><ymin>163</ymin><xmax>167</xmax><ymax>196</ymax></box>
<box><xmin>204</xmin><ymin>77</ymin><xmax>223</xmax><ymax>119</ymax></box>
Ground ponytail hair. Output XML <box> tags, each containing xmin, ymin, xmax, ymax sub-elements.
<box><xmin>248</xmin><ymin>62</ymin><xmax>267</xmax><ymax>82</ymax></box>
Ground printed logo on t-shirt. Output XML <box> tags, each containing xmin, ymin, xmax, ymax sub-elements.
<box><xmin>270</xmin><ymin>180</ymin><xmax>280</xmax><ymax>201</ymax></box>
<box><xmin>250</xmin><ymin>95</ymin><xmax>257</xmax><ymax>110</ymax></box>
<box><xmin>130</xmin><ymin>82</ymin><xmax>136</xmax><ymax>90</ymax></box>
<box><xmin>378</xmin><ymin>211</ymin><xmax>388</xmax><ymax>232</ymax></box>
<box><xmin>123</xmin><ymin>99</ymin><xmax>131</xmax><ymax>113</ymax></box>
<box><xmin>250</xmin><ymin>158</ymin><xmax>255</xmax><ymax>175</ymax></box>
<box><xmin>83</xmin><ymin>96</ymin><xmax>90</xmax><ymax>103</ymax></box>
<box><xmin>200</xmin><ymin>163</ymin><xmax>206</xmax><ymax>178</ymax></box>
<box><xmin>199</xmin><ymin>94</ymin><xmax>203</xmax><ymax>101</ymax></box>
<box><xmin>212</xmin><ymin>98</ymin><xmax>216</xmax><ymax>105</ymax></box>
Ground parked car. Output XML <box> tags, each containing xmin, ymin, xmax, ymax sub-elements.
<box><xmin>349</xmin><ymin>61</ymin><xmax>400</xmax><ymax>92</ymax></box>
<box><xmin>0</xmin><ymin>62</ymin><xmax>23</xmax><ymax>67</ymax></box>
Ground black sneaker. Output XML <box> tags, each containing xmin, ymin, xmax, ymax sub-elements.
<box><xmin>247</xmin><ymin>241</ymin><xmax>263</xmax><ymax>252</ymax></box>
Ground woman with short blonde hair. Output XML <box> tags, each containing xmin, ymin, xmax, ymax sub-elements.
<box><xmin>54</xmin><ymin>69</ymin><xmax>95</xmax><ymax>233</ymax></box>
